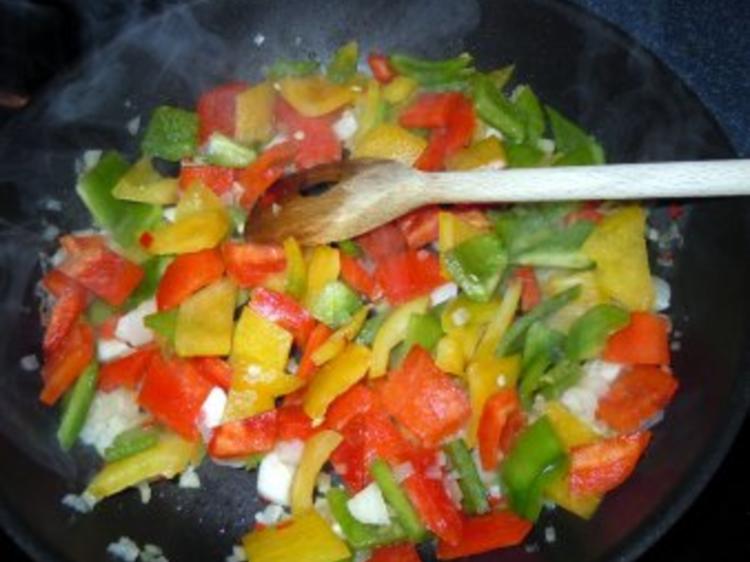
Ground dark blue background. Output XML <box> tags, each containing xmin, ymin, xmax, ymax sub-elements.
<box><xmin>0</xmin><ymin>0</ymin><xmax>748</xmax><ymax>560</ymax></box>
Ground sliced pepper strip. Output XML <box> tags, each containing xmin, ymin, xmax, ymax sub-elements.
<box><xmin>297</xmin><ymin>322</ymin><xmax>334</xmax><ymax>380</ymax></box>
<box><xmin>98</xmin><ymin>346</ymin><xmax>157</xmax><ymax>392</ymax></box>
<box><xmin>403</xmin><ymin>471</ymin><xmax>463</xmax><ymax>546</ymax></box>
<box><xmin>40</xmin><ymin>322</ymin><xmax>95</xmax><ymax>406</ymax></box>
<box><xmin>477</xmin><ymin>389</ymin><xmax>521</xmax><ymax>471</ymax></box>
<box><xmin>290</xmin><ymin>429</ymin><xmax>343</xmax><ymax>514</ymax></box>
<box><xmin>43</xmin><ymin>282</ymin><xmax>88</xmax><ymax>354</ymax></box>
<box><xmin>370</xmin><ymin>296</ymin><xmax>429</xmax><ymax>377</ymax></box>
<box><xmin>435</xmin><ymin>511</ymin><xmax>533</xmax><ymax>560</ymax></box>
<box><xmin>155</xmin><ymin>248</ymin><xmax>225</xmax><ymax>311</ymax></box>
<box><xmin>208</xmin><ymin>410</ymin><xmax>278</xmax><ymax>459</ymax></box>
<box><xmin>370</xmin><ymin>459</ymin><xmax>426</xmax><ymax>542</ymax></box>
<box><xmin>444</xmin><ymin>438</ymin><xmax>489</xmax><ymax>514</ymax></box>
<box><xmin>223</xmin><ymin>241</ymin><xmax>286</xmax><ymax>288</ymax></box>
<box><xmin>57</xmin><ymin>362</ymin><xmax>98</xmax><ymax>450</ymax></box>
<box><xmin>603</xmin><ymin>311</ymin><xmax>671</xmax><ymax>366</ymax></box>
<box><xmin>249</xmin><ymin>287</ymin><xmax>316</xmax><ymax>348</ymax></box>
<box><xmin>327</xmin><ymin>488</ymin><xmax>406</xmax><ymax>550</ymax></box>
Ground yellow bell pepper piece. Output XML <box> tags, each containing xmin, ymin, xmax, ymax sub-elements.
<box><xmin>235</xmin><ymin>81</ymin><xmax>275</xmax><ymax>144</ymax></box>
<box><xmin>435</xmin><ymin>335</ymin><xmax>465</xmax><ymax>376</ymax></box>
<box><xmin>473</xmin><ymin>279</ymin><xmax>522</xmax><ymax>362</ymax></box>
<box><xmin>148</xmin><ymin>209</ymin><xmax>230</xmax><ymax>255</ymax></box>
<box><xmin>465</xmin><ymin>355</ymin><xmax>521</xmax><ymax>447</ymax></box>
<box><xmin>86</xmin><ymin>433</ymin><xmax>198</xmax><ymax>500</ymax></box>
<box><xmin>279</xmin><ymin>75</ymin><xmax>356</xmax><ymax>118</ymax></box>
<box><xmin>583</xmin><ymin>206</ymin><xmax>654</xmax><ymax>311</ymax></box>
<box><xmin>243</xmin><ymin>509</ymin><xmax>351</xmax><ymax>562</ymax></box>
<box><xmin>304</xmin><ymin>343</ymin><xmax>372</xmax><ymax>420</ymax></box>
<box><xmin>112</xmin><ymin>157</ymin><xmax>179</xmax><ymax>205</ymax></box>
<box><xmin>262</xmin><ymin>271</ymin><xmax>289</xmax><ymax>294</ymax></box>
<box><xmin>544</xmin><ymin>474</ymin><xmax>602</xmax><ymax>520</ymax></box>
<box><xmin>438</xmin><ymin>210</ymin><xmax>486</xmax><ymax>254</ymax></box>
<box><xmin>440</xmin><ymin>296</ymin><xmax>501</xmax><ymax>332</ymax></box>
<box><xmin>232</xmin><ymin>307</ymin><xmax>293</xmax><ymax>373</ymax></box>
<box><xmin>290</xmin><ymin>430</ymin><xmax>343</xmax><ymax>514</ymax></box>
<box><xmin>304</xmin><ymin>246</ymin><xmax>340</xmax><ymax>309</ymax></box>
<box><xmin>175</xmin><ymin>278</ymin><xmax>236</xmax><ymax>357</ymax></box>
<box><xmin>175</xmin><ymin>182</ymin><xmax>225</xmax><ymax>219</ymax></box>
<box><xmin>223</xmin><ymin>364</ymin><xmax>303</xmax><ymax>422</ymax></box>
<box><xmin>283</xmin><ymin>236</ymin><xmax>307</xmax><ymax>300</ymax></box>
<box><xmin>370</xmin><ymin>296</ymin><xmax>429</xmax><ymax>377</ymax></box>
<box><xmin>354</xmin><ymin>80</ymin><xmax>385</xmax><ymax>143</ymax></box>
<box><xmin>452</xmin><ymin>325</ymin><xmax>483</xmax><ymax>363</ymax></box>
<box><xmin>543</xmin><ymin>271</ymin><xmax>604</xmax><ymax>331</ymax></box>
<box><xmin>446</xmin><ymin>137</ymin><xmax>507</xmax><ymax>171</ymax></box>
<box><xmin>353</xmin><ymin>124</ymin><xmax>427</xmax><ymax>166</ymax></box>
<box><xmin>382</xmin><ymin>76</ymin><xmax>419</xmax><ymax>105</ymax></box>
<box><xmin>312</xmin><ymin>306</ymin><xmax>369</xmax><ymax>366</ymax></box>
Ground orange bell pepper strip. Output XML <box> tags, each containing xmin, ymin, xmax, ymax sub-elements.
<box><xmin>603</xmin><ymin>311</ymin><xmax>671</xmax><ymax>366</ymax></box>
<box><xmin>397</xmin><ymin>205</ymin><xmax>440</xmax><ymax>249</ymax></box>
<box><xmin>137</xmin><ymin>354</ymin><xmax>213</xmax><ymax>441</ymax></box>
<box><xmin>403</xmin><ymin>471</ymin><xmax>463</xmax><ymax>546</ymax></box>
<box><xmin>477</xmin><ymin>389</ymin><xmax>521</xmax><ymax>471</ymax></box>
<box><xmin>58</xmin><ymin>235</ymin><xmax>144</xmax><ymax>307</ymax></box>
<box><xmin>43</xmin><ymin>282</ymin><xmax>88</xmax><ymax>354</ymax></box>
<box><xmin>98</xmin><ymin>346</ymin><xmax>158</xmax><ymax>392</ymax></box>
<box><xmin>596</xmin><ymin>365</ymin><xmax>679</xmax><ymax>432</ymax></box>
<box><xmin>196</xmin><ymin>82</ymin><xmax>248</xmax><ymax>144</ymax></box>
<box><xmin>435</xmin><ymin>510</ymin><xmax>533</xmax><ymax>559</ymax></box>
<box><xmin>370</xmin><ymin>544</ymin><xmax>421</xmax><ymax>562</ymax></box>
<box><xmin>297</xmin><ymin>323</ymin><xmax>334</xmax><ymax>381</ymax></box>
<box><xmin>367</xmin><ymin>53</ymin><xmax>396</xmax><ymax>84</ymax></box>
<box><xmin>237</xmin><ymin>140</ymin><xmax>299</xmax><ymax>209</ymax></box>
<box><xmin>155</xmin><ymin>248</ymin><xmax>225</xmax><ymax>311</ymax></box>
<box><xmin>379</xmin><ymin>346</ymin><xmax>470</xmax><ymax>447</ymax></box>
<box><xmin>208</xmin><ymin>410</ymin><xmax>278</xmax><ymax>459</ymax></box>
<box><xmin>222</xmin><ymin>241</ymin><xmax>286</xmax><ymax>288</ymax></box>
<box><xmin>569</xmin><ymin>431</ymin><xmax>652</xmax><ymax>495</ymax></box>
<box><xmin>40</xmin><ymin>322</ymin><xmax>95</xmax><ymax>405</ymax></box>
<box><xmin>249</xmin><ymin>287</ymin><xmax>316</xmax><ymax>348</ymax></box>
<box><xmin>375</xmin><ymin>250</ymin><xmax>446</xmax><ymax>305</ymax></box>
<box><xmin>179</xmin><ymin>164</ymin><xmax>236</xmax><ymax>195</ymax></box>
<box><xmin>513</xmin><ymin>266</ymin><xmax>542</xmax><ymax>312</ymax></box>
<box><xmin>191</xmin><ymin>356</ymin><xmax>233</xmax><ymax>390</ymax></box>
<box><xmin>339</xmin><ymin>254</ymin><xmax>381</xmax><ymax>301</ymax></box>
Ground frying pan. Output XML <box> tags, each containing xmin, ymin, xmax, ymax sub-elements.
<box><xmin>1</xmin><ymin>1</ymin><xmax>749</xmax><ymax>561</ymax></box>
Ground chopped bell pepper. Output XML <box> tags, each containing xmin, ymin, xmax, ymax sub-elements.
<box><xmin>414</xmin><ymin>94</ymin><xmax>475</xmax><ymax>171</ymax></box>
<box><xmin>596</xmin><ymin>365</ymin><xmax>678</xmax><ymax>433</ymax></box>
<box><xmin>266</xmin><ymin>59</ymin><xmax>320</xmax><ymax>79</ymax></box>
<box><xmin>327</xmin><ymin>41</ymin><xmax>359</xmax><ymax>84</ymax></box>
<box><xmin>41</xmin><ymin>322</ymin><xmax>95</xmax><ymax>406</ymax></box>
<box><xmin>352</xmin><ymin>123</ymin><xmax>427</xmax><ymax>166</ymax></box>
<box><xmin>501</xmin><ymin>416</ymin><xmax>568</xmax><ymax>521</ymax></box>
<box><xmin>403</xmin><ymin>312</ymin><xmax>443</xmax><ymax>355</ymax></box>
<box><xmin>438</xmin><ymin>210</ymin><xmax>486</xmax><ymax>254</ymax></box>
<box><xmin>546</xmin><ymin>106</ymin><xmax>605</xmax><ymax>166</ymax></box>
<box><xmin>224</xmin><ymin>364</ymin><xmax>302</xmax><ymax>422</ymax></box>
<box><xmin>312</xmin><ymin>307</ymin><xmax>369</xmax><ymax>366</ymax></box>
<box><xmin>237</xmin><ymin>140</ymin><xmax>299</xmax><ymax>208</ymax></box>
<box><xmin>57</xmin><ymin>362</ymin><xmax>98</xmax><ymax>450</ymax></box>
<box><xmin>477</xmin><ymin>388</ymin><xmax>521</xmax><ymax>471</ymax></box>
<box><xmin>444</xmin><ymin>438</ymin><xmax>489</xmax><ymax>514</ymax></box>
<box><xmin>203</xmin><ymin>132</ymin><xmax>257</xmax><ymax>168</ymax></box>
<box><xmin>543</xmin><ymin>271</ymin><xmax>604</xmax><ymax>331</ymax></box>
<box><xmin>338</xmin><ymin>239</ymin><xmax>362</xmax><ymax>257</ymax></box>
<box><xmin>382</xmin><ymin>76</ymin><xmax>418</xmax><ymax>104</ymax></box>
<box><xmin>43</xmin><ymin>281</ymin><xmax>87</xmax><ymax>354</ymax></box>
<box><xmin>277</xmin><ymin>405</ymin><xmax>317</xmax><ymax>441</ymax></box>
<box><xmin>323</xmin><ymin>383</ymin><xmax>379</xmax><ymax>431</ymax></box>
<box><xmin>250</xmin><ymin>287</ymin><xmax>316</xmax><ymax>348</ymax></box>
<box><xmin>76</xmin><ymin>151</ymin><xmax>163</xmax><ymax>248</ymax></box>
<box><xmin>390</xmin><ymin>52</ymin><xmax>474</xmax><ymax>88</ymax></box>
<box><xmin>543</xmin><ymin>474</ymin><xmax>601</xmax><ymax>520</ymax></box>
<box><xmin>155</xmin><ymin>248</ymin><xmax>225</xmax><ymax>311</ymax></box>
<box><xmin>471</xmin><ymin>74</ymin><xmax>525</xmax><ymax>144</ymax></box>
<box><xmin>370</xmin><ymin>459</ymin><xmax>426</xmax><ymax>542</ymax></box>
<box><xmin>235</xmin><ymin>81</ymin><xmax>276</xmax><ymax>144</ymax></box>
<box><xmin>311</xmin><ymin>280</ymin><xmax>363</xmax><ymax>329</ymax></box>
<box><xmin>279</xmin><ymin>74</ymin><xmax>356</xmax><ymax>118</ymax></box>
<box><xmin>440</xmin><ymin>295</ymin><xmax>500</xmax><ymax>333</ymax></box>
<box><xmin>147</xmin><ymin>209</ymin><xmax>230</xmax><ymax>255</ymax></box>
<box><xmin>179</xmin><ymin>163</ymin><xmax>235</xmax><ymax>195</ymax></box>
<box><xmin>126</xmin><ymin>256</ymin><xmax>171</xmax><ymax>310</ymax></box>
<box><xmin>208</xmin><ymin>410</ymin><xmax>278</xmax><ymax>459</ymax></box>
<box><xmin>304</xmin><ymin>245</ymin><xmax>341</xmax><ymax>308</ymax></box>
<box><xmin>445</xmin><ymin>136</ymin><xmax>506</xmax><ymax>170</ymax></box>
<box><xmin>340</xmin><ymin>254</ymin><xmax>381</xmax><ymax>301</ymax></box>
<box><xmin>283</xmin><ymin>236</ymin><xmax>307</xmax><ymax>300</ymax></box>
<box><xmin>143</xmin><ymin>309</ymin><xmax>177</xmax><ymax>344</ymax></box>
<box><xmin>86</xmin><ymin>433</ymin><xmax>199</xmax><ymax>500</ymax></box>
<box><xmin>512</xmin><ymin>85</ymin><xmax>544</xmax><ymax>143</ymax></box>
<box><xmin>297</xmin><ymin>322</ymin><xmax>334</xmax><ymax>380</ymax></box>
<box><xmin>112</xmin><ymin>157</ymin><xmax>178</xmax><ymax>205</ymax></box>
<box><xmin>141</xmin><ymin>105</ymin><xmax>199</xmax><ymax>161</ymax></box>
<box><xmin>375</xmin><ymin>250</ymin><xmax>445</xmax><ymax>305</ymax></box>
<box><xmin>196</xmin><ymin>82</ymin><xmax>247</xmax><ymax>144</ymax></box>
<box><xmin>232</xmin><ymin>306</ymin><xmax>293</xmax><ymax>373</ymax></box>
<box><xmin>403</xmin><ymin>471</ymin><xmax>463</xmax><ymax>546</ymax></box>
<box><xmin>357</xmin><ymin>223</ymin><xmax>407</xmax><ymax>264</ymax></box>
<box><xmin>103</xmin><ymin>426</ymin><xmax>160</xmax><ymax>463</ymax></box>
<box><xmin>355</xmin><ymin>306</ymin><xmax>390</xmax><ymax>347</ymax></box>
<box><xmin>514</xmin><ymin>266</ymin><xmax>541</xmax><ymax>312</ymax></box>
<box><xmin>98</xmin><ymin>346</ymin><xmax>157</xmax><ymax>392</ymax></box>
<box><xmin>175</xmin><ymin>278</ymin><xmax>237</xmax><ymax>357</ymax></box>
<box><xmin>303</xmin><ymin>343</ymin><xmax>372</xmax><ymax>420</ymax></box>
<box><xmin>327</xmin><ymin>488</ymin><xmax>406</xmax><ymax>550</ymax></box>
<box><xmin>223</xmin><ymin>241</ymin><xmax>287</xmax><ymax>288</ymax></box>
<box><xmin>137</xmin><ymin>354</ymin><xmax>213</xmax><ymax>440</ymax></box>
<box><xmin>380</xmin><ymin>346</ymin><xmax>470</xmax><ymax>447</ymax></box>
<box><xmin>191</xmin><ymin>357</ymin><xmax>233</xmax><ymax>390</ymax></box>
<box><xmin>353</xmin><ymin>80</ymin><xmax>387</xmax><ymax>143</ymax></box>
<box><xmin>368</xmin><ymin>53</ymin><xmax>396</xmax><ymax>84</ymax></box>
<box><xmin>443</xmin><ymin>233</ymin><xmax>507</xmax><ymax>302</ymax></box>
<box><xmin>435</xmin><ymin>510</ymin><xmax>533</xmax><ymax>560</ymax></box>
<box><xmin>242</xmin><ymin>510</ymin><xmax>350</xmax><ymax>562</ymax></box>
<box><xmin>488</xmin><ymin>64</ymin><xmax>515</xmax><ymax>89</ymax></box>
<box><xmin>370</xmin><ymin>296</ymin><xmax>429</xmax><ymax>377</ymax></box>
<box><xmin>603</xmin><ymin>311</ymin><xmax>671</xmax><ymax>366</ymax></box>
<box><xmin>399</xmin><ymin>92</ymin><xmax>464</xmax><ymax>129</ymax></box>
<box><xmin>565</xmin><ymin>304</ymin><xmax>629</xmax><ymax>361</ymax></box>
<box><xmin>291</xmin><ymin>429</ymin><xmax>343</xmax><ymax>513</ymax></box>
<box><xmin>397</xmin><ymin>205</ymin><xmax>440</xmax><ymax>250</ymax></box>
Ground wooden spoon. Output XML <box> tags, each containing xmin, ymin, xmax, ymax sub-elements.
<box><xmin>245</xmin><ymin>158</ymin><xmax>750</xmax><ymax>245</ymax></box>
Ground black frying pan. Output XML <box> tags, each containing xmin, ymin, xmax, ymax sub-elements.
<box><xmin>1</xmin><ymin>1</ymin><xmax>749</xmax><ymax>561</ymax></box>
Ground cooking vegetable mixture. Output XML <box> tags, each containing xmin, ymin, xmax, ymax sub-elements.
<box><xmin>37</xmin><ymin>42</ymin><xmax>679</xmax><ymax>561</ymax></box>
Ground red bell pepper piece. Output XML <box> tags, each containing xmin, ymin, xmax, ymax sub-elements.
<box><xmin>399</xmin><ymin>93</ymin><xmax>463</xmax><ymax>128</ymax></box>
<box><xmin>397</xmin><ymin>205</ymin><xmax>440</xmax><ymax>249</ymax></box>
<box><xmin>98</xmin><ymin>346</ymin><xmax>158</xmax><ymax>392</ymax></box>
<box><xmin>569</xmin><ymin>431</ymin><xmax>652</xmax><ymax>495</ymax></box>
<box><xmin>596</xmin><ymin>365</ymin><xmax>678</xmax><ymax>433</ymax></box>
<box><xmin>137</xmin><ymin>354</ymin><xmax>213</xmax><ymax>441</ymax></box>
<box><xmin>435</xmin><ymin>510</ymin><xmax>533</xmax><ymax>559</ymax></box>
<box><xmin>179</xmin><ymin>164</ymin><xmax>236</xmax><ymax>196</ymax></box>
<box><xmin>324</xmin><ymin>383</ymin><xmax>379</xmax><ymax>431</ymax></box>
<box><xmin>41</xmin><ymin>268</ymin><xmax>80</xmax><ymax>298</ymax></box>
<box><xmin>99</xmin><ymin>314</ymin><xmax>121</xmax><ymax>340</ymax></box>
<box><xmin>196</xmin><ymin>82</ymin><xmax>248</xmax><ymax>144</ymax></box>
<box><xmin>237</xmin><ymin>141</ymin><xmax>299</xmax><ymax>209</ymax></box>
<box><xmin>297</xmin><ymin>323</ymin><xmax>334</xmax><ymax>380</ymax></box>
<box><xmin>40</xmin><ymin>323</ymin><xmax>95</xmax><ymax>405</ymax></box>
<box><xmin>367</xmin><ymin>53</ymin><xmax>396</xmax><ymax>84</ymax></box>
<box><xmin>208</xmin><ymin>410</ymin><xmax>278</xmax><ymax>459</ymax></box>
<box><xmin>340</xmin><ymin>254</ymin><xmax>381</xmax><ymax>301</ymax></box>
<box><xmin>191</xmin><ymin>356</ymin><xmax>233</xmax><ymax>390</ymax></box>
<box><xmin>59</xmin><ymin>235</ymin><xmax>144</xmax><ymax>307</ymax></box>
<box><xmin>356</xmin><ymin>223</ymin><xmax>408</xmax><ymax>264</ymax></box>
<box><xmin>375</xmin><ymin>250</ymin><xmax>446</xmax><ymax>305</ymax></box>
<box><xmin>277</xmin><ymin>405</ymin><xmax>317</xmax><ymax>441</ymax></box>
<box><xmin>380</xmin><ymin>346</ymin><xmax>470</xmax><ymax>447</ymax></box>
<box><xmin>477</xmin><ymin>389</ymin><xmax>521</xmax><ymax>471</ymax></box>
<box><xmin>513</xmin><ymin>266</ymin><xmax>542</xmax><ymax>312</ymax></box>
<box><xmin>499</xmin><ymin>409</ymin><xmax>526</xmax><ymax>454</ymax></box>
<box><xmin>274</xmin><ymin>98</ymin><xmax>342</xmax><ymax>170</ymax></box>
<box><xmin>564</xmin><ymin>206</ymin><xmax>604</xmax><ymax>225</ymax></box>
<box><xmin>155</xmin><ymin>248</ymin><xmax>225</xmax><ymax>311</ymax></box>
<box><xmin>403</xmin><ymin>471</ymin><xmax>463</xmax><ymax>545</ymax></box>
<box><xmin>370</xmin><ymin>544</ymin><xmax>421</xmax><ymax>562</ymax></box>
<box><xmin>43</xmin><ymin>282</ymin><xmax>88</xmax><ymax>354</ymax></box>
<box><xmin>249</xmin><ymin>287</ymin><xmax>316</xmax><ymax>347</ymax></box>
<box><xmin>603</xmin><ymin>312</ymin><xmax>671</xmax><ymax>366</ymax></box>
<box><xmin>222</xmin><ymin>241</ymin><xmax>286</xmax><ymax>288</ymax></box>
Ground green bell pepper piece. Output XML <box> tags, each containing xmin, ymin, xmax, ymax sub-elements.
<box><xmin>497</xmin><ymin>285</ymin><xmax>581</xmax><ymax>357</ymax></box>
<box><xmin>390</xmin><ymin>52</ymin><xmax>474</xmax><ymax>87</ymax></box>
<box><xmin>327</xmin><ymin>488</ymin><xmax>407</xmax><ymax>549</ymax></box>
<box><xmin>266</xmin><ymin>59</ymin><xmax>319</xmax><ymax>79</ymax></box>
<box><xmin>203</xmin><ymin>132</ymin><xmax>257</xmax><ymax>168</ymax></box>
<box><xmin>521</xmin><ymin>322</ymin><xmax>564</xmax><ymax>370</ymax></box>
<box><xmin>311</xmin><ymin>280</ymin><xmax>363</xmax><ymax>329</ymax></box>
<box><xmin>327</xmin><ymin>41</ymin><xmax>359</xmax><ymax>84</ymax></box>
<box><xmin>144</xmin><ymin>309</ymin><xmax>178</xmax><ymax>343</ymax></box>
<box><xmin>112</xmin><ymin>157</ymin><xmax>178</xmax><ymax>205</ymax></box>
<box><xmin>518</xmin><ymin>352</ymin><xmax>552</xmax><ymax>410</ymax></box>
<box><xmin>76</xmin><ymin>151</ymin><xmax>162</xmax><ymax>248</ymax></box>
<box><xmin>86</xmin><ymin>299</ymin><xmax>118</xmax><ymax>327</ymax></box>
<box><xmin>404</xmin><ymin>312</ymin><xmax>444</xmax><ymax>353</ymax></box>
<box><xmin>501</xmin><ymin>416</ymin><xmax>568</xmax><ymax>521</ymax></box>
<box><xmin>512</xmin><ymin>85</ymin><xmax>544</xmax><ymax>143</ymax></box>
<box><xmin>338</xmin><ymin>239</ymin><xmax>362</xmax><ymax>258</ymax></box>
<box><xmin>141</xmin><ymin>105</ymin><xmax>199</xmax><ymax>161</ymax></box>
<box><xmin>355</xmin><ymin>307</ymin><xmax>390</xmax><ymax>346</ymax></box>
<box><xmin>57</xmin><ymin>362</ymin><xmax>99</xmax><ymax>450</ymax></box>
<box><xmin>443</xmin><ymin>234</ymin><xmax>508</xmax><ymax>302</ymax></box>
<box><xmin>513</xmin><ymin>249</ymin><xmax>594</xmax><ymax>270</ymax></box>
<box><xmin>103</xmin><ymin>426</ymin><xmax>160</xmax><ymax>462</ymax></box>
<box><xmin>505</xmin><ymin>142</ymin><xmax>547</xmax><ymax>168</ymax></box>
<box><xmin>471</xmin><ymin>74</ymin><xmax>525</xmax><ymax>144</ymax></box>
<box><xmin>546</xmin><ymin>106</ymin><xmax>605</xmax><ymax>166</ymax></box>
<box><xmin>492</xmin><ymin>203</ymin><xmax>575</xmax><ymax>256</ymax></box>
<box><xmin>538</xmin><ymin>359</ymin><xmax>583</xmax><ymax>401</ymax></box>
<box><xmin>488</xmin><ymin>64</ymin><xmax>515</xmax><ymax>90</ymax></box>
<box><xmin>370</xmin><ymin>459</ymin><xmax>426</xmax><ymax>542</ymax></box>
<box><xmin>443</xmin><ymin>438</ymin><xmax>489</xmax><ymax>515</ymax></box>
<box><xmin>565</xmin><ymin>303</ymin><xmax>630</xmax><ymax>361</ymax></box>
<box><xmin>125</xmin><ymin>256</ymin><xmax>171</xmax><ymax>310</ymax></box>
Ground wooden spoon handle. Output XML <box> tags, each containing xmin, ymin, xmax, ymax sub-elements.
<box><xmin>425</xmin><ymin>159</ymin><xmax>750</xmax><ymax>203</ymax></box>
